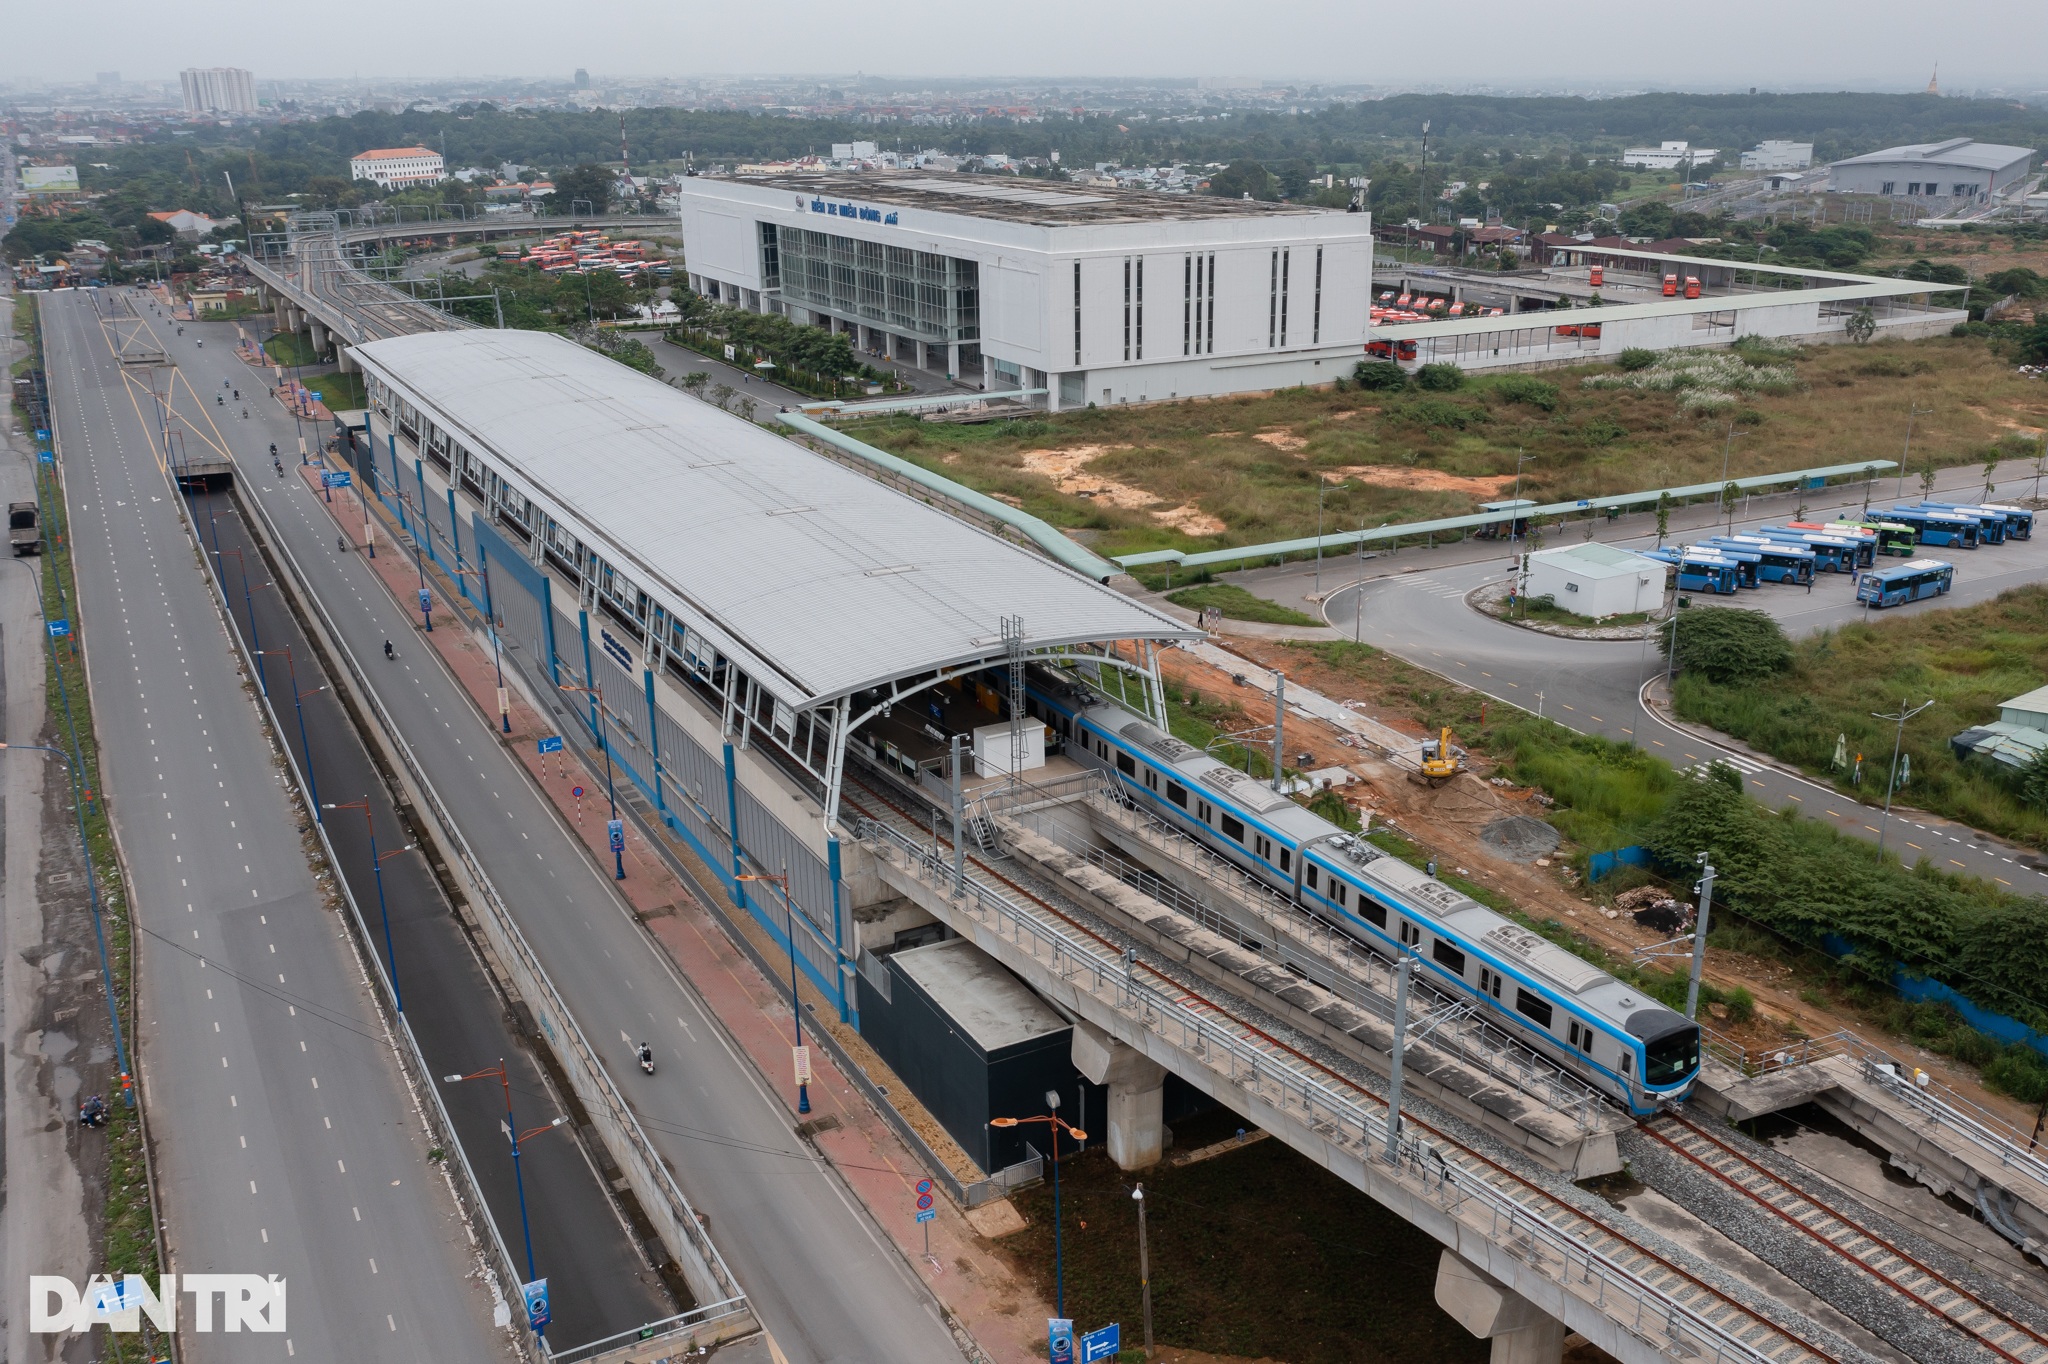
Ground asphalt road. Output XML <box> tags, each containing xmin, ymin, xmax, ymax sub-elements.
<box><xmin>40</xmin><ymin>288</ymin><xmax>506</xmax><ymax>1362</ymax></box>
<box><xmin>191</xmin><ymin>487</ymin><xmax>672</xmax><ymax>1349</ymax></box>
<box><xmin>150</xmin><ymin>306</ymin><xmax>968</xmax><ymax>1362</ymax></box>
<box><xmin>1276</xmin><ymin>464</ymin><xmax>2048</xmax><ymax>893</ymax></box>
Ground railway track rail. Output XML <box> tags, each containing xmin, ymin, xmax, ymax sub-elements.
<box><xmin>1644</xmin><ymin>1111</ymin><xmax>2048</xmax><ymax>1364</ymax></box>
<box><xmin>843</xmin><ymin>768</ymin><xmax>1842</xmax><ymax>1364</ymax></box>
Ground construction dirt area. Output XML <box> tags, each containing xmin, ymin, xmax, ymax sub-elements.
<box><xmin>1155</xmin><ymin>633</ymin><xmax>2046</xmax><ymax>1129</ymax></box>
<box><xmin>1003</xmin><ymin>444</ymin><xmax>1228</xmax><ymax>535</ymax></box>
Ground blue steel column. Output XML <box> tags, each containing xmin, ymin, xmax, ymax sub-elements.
<box><xmin>829</xmin><ymin>836</ymin><xmax>851</xmax><ymax>1025</ymax></box>
<box><xmin>578</xmin><ymin>608</ymin><xmax>598</xmax><ymax>736</ymax></box>
<box><xmin>387</xmin><ymin>429</ymin><xmax>407</xmax><ymax>530</ymax></box>
<box><xmin>644</xmin><ymin>668</ymin><xmax>665</xmax><ymax>815</ymax></box>
<box><xmin>415</xmin><ymin>457</ymin><xmax>435</xmax><ymax>565</ymax></box>
<box><xmin>447</xmin><ymin>486</ymin><xmax>465</xmax><ymax>597</ymax></box>
<box><xmin>723</xmin><ymin>742</ymin><xmax>745</xmax><ymax>910</ymax></box>
<box><xmin>541</xmin><ymin>578</ymin><xmax>559</xmax><ymax>687</ymax></box>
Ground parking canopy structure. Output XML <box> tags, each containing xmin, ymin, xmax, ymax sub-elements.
<box><xmin>349</xmin><ymin>328</ymin><xmax>1198</xmax><ymax>831</ymax></box>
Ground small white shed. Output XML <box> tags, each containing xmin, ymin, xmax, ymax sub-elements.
<box><xmin>1524</xmin><ymin>543</ymin><xmax>1663</xmax><ymax>618</ymax></box>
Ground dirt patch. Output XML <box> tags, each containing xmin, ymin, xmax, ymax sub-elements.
<box><xmin>1253</xmin><ymin>428</ymin><xmax>1308</xmax><ymax>452</ymax></box>
<box><xmin>1329</xmin><ymin>465</ymin><xmax>1523</xmax><ymax>496</ymax></box>
<box><xmin>1965</xmin><ymin>404</ymin><xmax>2047</xmax><ymax>437</ymax></box>
<box><xmin>1018</xmin><ymin>445</ymin><xmax>1223</xmax><ymax>534</ymax></box>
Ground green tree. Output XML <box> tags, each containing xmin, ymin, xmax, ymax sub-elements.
<box><xmin>2021</xmin><ymin>748</ymin><xmax>2048</xmax><ymax>813</ymax></box>
<box><xmin>1845</xmin><ymin>306</ymin><xmax>1877</xmax><ymax>344</ymax></box>
<box><xmin>1655</xmin><ymin>491</ymin><xmax>1672</xmax><ymax>546</ymax></box>
<box><xmin>1660</xmin><ymin>607</ymin><xmax>1793</xmax><ymax>683</ymax></box>
<box><xmin>549</xmin><ymin>163</ymin><xmax>615</xmax><ymax>215</ymax></box>
<box><xmin>1207</xmin><ymin>160</ymin><xmax>1275</xmax><ymax>201</ymax></box>
<box><xmin>1352</xmin><ymin>359</ymin><xmax>1407</xmax><ymax>391</ymax></box>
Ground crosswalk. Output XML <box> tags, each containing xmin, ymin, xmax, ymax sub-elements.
<box><xmin>1680</xmin><ymin>750</ymin><xmax>1764</xmax><ymax>778</ymax></box>
<box><xmin>1404</xmin><ymin>576</ymin><xmax>1473</xmax><ymax>603</ymax></box>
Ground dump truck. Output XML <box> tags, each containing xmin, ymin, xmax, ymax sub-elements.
<box><xmin>8</xmin><ymin>501</ymin><xmax>40</xmax><ymax>556</ymax></box>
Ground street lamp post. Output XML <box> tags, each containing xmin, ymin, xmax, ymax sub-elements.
<box><xmin>401</xmin><ymin>494</ymin><xmax>433</xmax><ymax>631</ymax></box>
<box><xmin>442</xmin><ymin>1063</ymin><xmax>567</xmax><ymax>1340</ymax></box>
<box><xmin>989</xmin><ymin>1097</ymin><xmax>1087</xmax><ymax>1318</ymax></box>
<box><xmin>0</xmin><ymin>743</ymin><xmax>133</xmax><ymax>1105</ymax></box>
<box><xmin>214</xmin><ymin>546</ymin><xmax>267</xmax><ymax>696</ymax></box>
<box><xmin>254</xmin><ymin>647</ymin><xmax>323</xmax><ymax>820</ymax></box>
<box><xmin>1898</xmin><ymin>404</ymin><xmax>1932</xmax><ymax>497</ymax></box>
<box><xmin>1720</xmin><ymin>423</ymin><xmax>1748</xmax><ymax>532</ymax></box>
<box><xmin>1313</xmin><ymin>476</ymin><xmax>1350</xmax><ymax>593</ymax></box>
<box><xmin>1872</xmin><ymin>698</ymin><xmax>1935</xmax><ymax>858</ymax></box>
<box><xmin>445</xmin><ymin>562</ymin><xmax>512</xmax><ymax>733</ymax></box>
<box><xmin>737</xmin><ymin>868</ymin><xmax>813</xmax><ymax>1115</ymax></box>
<box><xmin>560</xmin><ymin>683</ymin><xmax>624</xmax><ymax>879</ymax></box>
<box><xmin>323</xmin><ymin>801</ymin><xmax>412</xmax><ymax>1011</ymax></box>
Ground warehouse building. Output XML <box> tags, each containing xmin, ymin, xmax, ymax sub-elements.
<box><xmin>677</xmin><ymin>171</ymin><xmax>1375</xmax><ymax>410</ymax></box>
<box><xmin>1523</xmin><ymin>543</ymin><xmax>1664</xmax><ymax>618</ymax></box>
<box><xmin>1827</xmin><ymin>138</ymin><xmax>2034</xmax><ymax>201</ymax></box>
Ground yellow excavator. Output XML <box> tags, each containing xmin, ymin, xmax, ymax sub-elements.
<box><xmin>1416</xmin><ymin>727</ymin><xmax>1463</xmax><ymax>787</ymax></box>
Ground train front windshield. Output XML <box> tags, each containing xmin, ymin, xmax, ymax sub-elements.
<box><xmin>1644</xmin><ymin>1026</ymin><xmax>1701</xmax><ymax>1087</ymax></box>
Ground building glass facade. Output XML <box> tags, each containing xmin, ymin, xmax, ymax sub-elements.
<box><xmin>770</xmin><ymin>224</ymin><xmax>979</xmax><ymax>342</ymax></box>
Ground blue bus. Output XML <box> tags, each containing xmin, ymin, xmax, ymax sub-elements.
<box><xmin>1644</xmin><ymin>548</ymin><xmax>1740</xmax><ymax>594</ymax></box>
<box><xmin>1919</xmin><ymin>502</ymin><xmax>2032</xmax><ymax>540</ymax></box>
<box><xmin>1757</xmin><ymin>526</ymin><xmax>1868</xmax><ymax>569</ymax></box>
<box><xmin>1908</xmin><ymin>503</ymin><xmax>2005</xmax><ymax>544</ymax></box>
<box><xmin>1856</xmin><ymin>558</ymin><xmax>1954</xmax><ymax>608</ymax></box>
<box><xmin>1705</xmin><ymin>536</ymin><xmax>1814</xmax><ymax>584</ymax></box>
<box><xmin>1885</xmin><ymin>508</ymin><xmax>1980</xmax><ymax>549</ymax></box>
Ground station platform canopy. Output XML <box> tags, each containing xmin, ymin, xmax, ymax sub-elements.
<box><xmin>351</xmin><ymin>330</ymin><xmax>1198</xmax><ymax>715</ymax></box>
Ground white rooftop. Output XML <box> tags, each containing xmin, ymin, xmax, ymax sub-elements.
<box><xmin>351</xmin><ymin>330</ymin><xmax>1194</xmax><ymax>711</ymax></box>
<box><xmin>1832</xmin><ymin>138</ymin><xmax>2034</xmax><ymax>173</ymax></box>
<box><xmin>1529</xmin><ymin>542</ymin><xmax>1659</xmax><ymax>580</ymax></box>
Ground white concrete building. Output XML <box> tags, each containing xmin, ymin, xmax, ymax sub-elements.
<box><xmin>1739</xmin><ymin>141</ymin><xmax>1814</xmax><ymax>172</ymax></box>
<box><xmin>1524</xmin><ymin>543</ymin><xmax>1663</xmax><ymax>618</ymax></box>
<box><xmin>180</xmin><ymin>67</ymin><xmax>256</xmax><ymax>115</ymax></box>
<box><xmin>348</xmin><ymin>146</ymin><xmax>447</xmax><ymax>190</ymax></box>
<box><xmin>677</xmin><ymin>171</ymin><xmax>1375</xmax><ymax>410</ymax></box>
<box><xmin>1827</xmin><ymin>138</ymin><xmax>2034</xmax><ymax>202</ymax></box>
<box><xmin>1619</xmin><ymin>141</ymin><xmax>1719</xmax><ymax>172</ymax></box>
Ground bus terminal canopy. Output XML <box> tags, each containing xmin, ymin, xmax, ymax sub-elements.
<box><xmin>351</xmin><ymin>329</ymin><xmax>1198</xmax><ymax>713</ymax></box>
<box><xmin>1114</xmin><ymin>460</ymin><xmax>1899</xmax><ymax>571</ymax></box>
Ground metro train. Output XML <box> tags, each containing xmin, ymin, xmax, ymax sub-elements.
<box><xmin>1024</xmin><ymin>674</ymin><xmax>1701</xmax><ymax>1115</ymax></box>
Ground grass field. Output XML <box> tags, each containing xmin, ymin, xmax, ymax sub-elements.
<box><xmin>262</xmin><ymin>332</ymin><xmax>321</xmax><ymax>368</ymax></box>
<box><xmin>1002</xmin><ymin>1117</ymin><xmax>1487</xmax><ymax>1364</ymax></box>
<box><xmin>844</xmin><ymin>335</ymin><xmax>2048</xmax><ymax>563</ymax></box>
<box><xmin>1673</xmin><ymin>585</ymin><xmax>2048</xmax><ymax>850</ymax></box>
<box><xmin>298</xmin><ymin>369</ymin><xmax>367</xmax><ymax>413</ymax></box>
<box><xmin>1164</xmin><ymin>582</ymin><xmax>1322</xmax><ymax>626</ymax></box>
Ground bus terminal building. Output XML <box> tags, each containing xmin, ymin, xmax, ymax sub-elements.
<box><xmin>677</xmin><ymin>171</ymin><xmax>1375</xmax><ymax>410</ymax></box>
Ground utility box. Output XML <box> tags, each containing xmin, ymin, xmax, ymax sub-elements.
<box><xmin>971</xmin><ymin>719</ymin><xmax>1046</xmax><ymax>778</ymax></box>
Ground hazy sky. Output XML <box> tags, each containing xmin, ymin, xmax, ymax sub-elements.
<box><xmin>10</xmin><ymin>0</ymin><xmax>2045</xmax><ymax>91</ymax></box>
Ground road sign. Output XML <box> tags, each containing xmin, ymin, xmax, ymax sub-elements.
<box><xmin>520</xmin><ymin>1278</ymin><xmax>550</xmax><ymax>1332</ymax></box>
<box><xmin>1047</xmin><ymin>1318</ymin><xmax>1075</xmax><ymax>1364</ymax></box>
<box><xmin>48</xmin><ymin>619</ymin><xmax>70</xmax><ymax>638</ymax></box>
<box><xmin>309</xmin><ymin>391</ymin><xmax>322</xmax><ymax>402</ymax></box>
<box><xmin>916</xmin><ymin>1178</ymin><xmax>933</xmax><ymax>1195</ymax></box>
<box><xmin>916</xmin><ymin>1208</ymin><xmax>936</xmax><ymax>1224</ymax></box>
<box><xmin>322</xmin><ymin>470</ymin><xmax>352</xmax><ymax>488</ymax></box>
<box><xmin>572</xmin><ymin>785</ymin><xmax>585</xmax><ymax>799</ymax></box>
<box><xmin>38</xmin><ymin>450</ymin><xmax>52</xmax><ymax>464</ymax></box>
<box><xmin>537</xmin><ymin>735</ymin><xmax>564</xmax><ymax>755</ymax></box>
<box><xmin>1079</xmin><ymin>1324</ymin><xmax>1121</xmax><ymax>1362</ymax></box>
<box><xmin>916</xmin><ymin>1192</ymin><xmax>934</xmax><ymax>1210</ymax></box>
<box><xmin>607</xmin><ymin>818</ymin><xmax>625</xmax><ymax>852</ymax></box>
<box><xmin>792</xmin><ymin>1044</ymin><xmax>812</xmax><ymax>1085</ymax></box>
<box><xmin>34</xmin><ymin>429</ymin><xmax>48</xmax><ymax>440</ymax></box>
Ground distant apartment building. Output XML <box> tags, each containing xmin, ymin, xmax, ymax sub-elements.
<box><xmin>1618</xmin><ymin>141</ymin><xmax>1719</xmax><ymax>172</ymax></box>
<box><xmin>1739</xmin><ymin>141</ymin><xmax>1814</xmax><ymax>172</ymax></box>
<box><xmin>180</xmin><ymin>67</ymin><xmax>257</xmax><ymax>115</ymax></box>
<box><xmin>348</xmin><ymin>146</ymin><xmax>447</xmax><ymax>189</ymax></box>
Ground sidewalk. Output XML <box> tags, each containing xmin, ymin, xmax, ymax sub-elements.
<box><xmin>291</xmin><ymin>460</ymin><xmax>1051</xmax><ymax>1364</ymax></box>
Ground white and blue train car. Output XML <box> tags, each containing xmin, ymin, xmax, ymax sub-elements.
<box><xmin>1026</xmin><ymin>677</ymin><xmax>1701</xmax><ymax>1115</ymax></box>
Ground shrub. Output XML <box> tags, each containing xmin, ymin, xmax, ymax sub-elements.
<box><xmin>1616</xmin><ymin>347</ymin><xmax>1658</xmax><ymax>372</ymax></box>
<box><xmin>1352</xmin><ymin>359</ymin><xmax>1408</xmax><ymax>391</ymax></box>
<box><xmin>1579</xmin><ymin>419</ymin><xmax>1629</xmax><ymax>447</ymax></box>
<box><xmin>1495</xmin><ymin>376</ymin><xmax>1560</xmax><ymax>411</ymax></box>
<box><xmin>1414</xmin><ymin>362</ymin><xmax>1466</xmax><ymax>391</ymax></box>
<box><xmin>1403</xmin><ymin>399</ymin><xmax>1485</xmax><ymax>430</ymax></box>
<box><xmin>1660</xmin><ymin>607</ymin><xmax>1792</xmax><ymax>684</ymax></box>
<box><xmin>1723</xmin><ymin>986</ymin><xmax>1756</xmax><ymax>1025</ymax></box>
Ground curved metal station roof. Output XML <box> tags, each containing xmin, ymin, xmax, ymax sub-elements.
<box><xmin>352</xmin><ymin>329</ymin><xmax>1196</xmax><ymax>710</ymax></box>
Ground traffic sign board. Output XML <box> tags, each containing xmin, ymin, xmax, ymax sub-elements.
<box><xmin>537</xmin><ymin>735</ymin><xmax>564</xmax><ymax>754</ymax></box>
<box><xmin>322</xmin><ymin>470</ymin><xmax>352</xmax><ymax>488</ymax></box>
<box><xmin>1079</xmin><ymin>1324</ymin><xmax>1121</xmax><ymax>1362</ymax></box>
<box><xmin>572</xmin><ymin>785</ymin><xmax>585</xmax><ymax>799</ymax></box>
<box><xmin>916</xmin><ymin>1193</ymin><xmax>934</xmax><ymax>1210</ymax></box>
<box><xmin>916</xmin><ymin>1208</ymin><xmax>936</xmax><ymax>1224</ymax></box>
<box><xmin>38</xmin><ymin>451</ymin><xmax>52</xmax><ymax>463</ymax></box>
<box><xmin>916</xmin><ymin>1178</ymin><xmax>933</xmax><ymax>1195</ymax></box>
<box><xmin>48</xmin><ymin>619</ymin><xmax>70</xmax><ymax>638</ymax></box>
